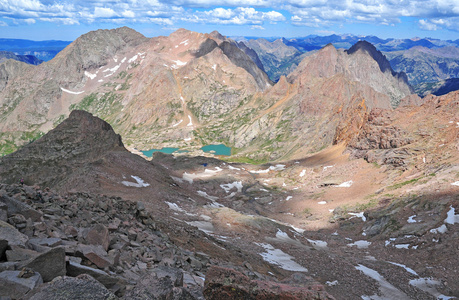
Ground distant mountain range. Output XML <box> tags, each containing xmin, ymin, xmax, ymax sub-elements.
<box><xmin>385</xmin><ymin>46</ymin><xmax>459</xmax><ymax>86</ymax></box>
<box><xmin>0</xmin><ymin>51</ymin><xmax>43</xmax><ymax>65</ymax></box>
<box><xmin>233</xmin><ymin>34</ymin><xmax>459</xmax><ymax>93</ymax></box>
<box><xmin>0</xmin><ymin>38</ymin><xmax>71</xmax><ymax>61</ymax></box>
<box><xmin>233</xmin><ymin>34</ymin><xmax>459</xmax><ymax>51</ymax></box>
<box><xmin>3</xmin><ymin>33</ymin><xmax>459</xmax><ymax>94</ymax></box>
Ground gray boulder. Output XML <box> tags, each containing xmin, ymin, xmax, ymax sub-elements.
<box><xmin>76</xmin><ymin>244</ymin><xmax>114</xmax><ymax>268</ymax></box>
<box><xmin>0</xmin><ymin>194</ymin><xmax>42</xmax><ymax>222</ymax></box>
<box><xmin>6</xmin><ymin>246</ymin><xmax>40</xmax><ymax>262</ymax></box>
<box><xmin>84</xmin><ymin>224</ymin><xmax>110</xmax><ymax>251</ymax></box>
<box><xmin>0</xmin><ymin>269</ymin><xmax>43</xmax><ymax>299</ymax></box>
<box><xmin>0</xmin><ymin>220</ymin><xmax>29</xmax><ymax>247</ymax></box>
<box><xmin>67</xmin><ymin>260</ymin><xmax>120</xmax><ymax>290</ymax></box>
<box><xmin>22</xmin><ymin>247</ymin><xmax>66</xmax><ymax>282</ymax></box>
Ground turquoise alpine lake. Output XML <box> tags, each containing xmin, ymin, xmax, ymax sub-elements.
<box><xmin>201</xmin><ymin>144</ymin><xmax>231</xmax><ymax>156</ymax></box>
<box><xmin>142</xmin><ymin>144</ymin><xmax>231</xmax><ymax>157</ymax></box>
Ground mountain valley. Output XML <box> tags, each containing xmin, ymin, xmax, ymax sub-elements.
<box><xmin>0</xmin><ymin>27</ymin><xmax>458</xmax><ymax>299</ymax></box>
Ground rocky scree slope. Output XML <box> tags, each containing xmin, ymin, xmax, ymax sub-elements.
<box><xmin>0</xmin><ymin>183</ymin><xmax>334</xmax><ymax>300</ymax></box>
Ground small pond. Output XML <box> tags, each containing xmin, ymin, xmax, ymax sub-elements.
<box><xmin>141</xmin><ymin>147</ymin><xmax>179</xmax><ymax>157</ymax></box>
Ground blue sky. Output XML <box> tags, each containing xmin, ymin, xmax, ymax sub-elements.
<box><xmin>1</xmin><ymin>0</ymin><xmax>459</xmax><ymax>41</ymax></box>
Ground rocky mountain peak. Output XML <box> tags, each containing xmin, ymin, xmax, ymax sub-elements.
<box><xmin>346</xmin><ymin>40</ymin><xmax>394</xmax><ymax>75</ymax></box>
<box><xmin>74</xmin><ymin>26</ymin><xmax>147</xmax><ymax>50</ymax></box>
<box><xmin>345</xmin><ymin>40</ymin><xmax>413</xmax><ymax>100</ymax></box>
<box><xmin>50</xmin><ymin>109</ymin><xmax>125</xmax><ymax>151</ymax></box>
<box><xmin>208</xmin><ymin>30</ymin><xmax>227</xmax><ymax>44</ymax></box>
<box><xmin>0</xmin><ymin>110</ymin><xmax>125</xmax><ymax>186</ymax></box>
<box><xmin>48</xmin><ymin>26</ymin><xmax>148</xmax><ymax>83</ymax></box>
<box><xmin>290</xmin><ymin>40</ymin><xmax>413</xmax><ymax>107</ymax></box>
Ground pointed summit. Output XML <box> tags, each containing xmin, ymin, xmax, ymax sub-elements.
<box><xmin>346</xmin><ymin>40</ymin><xmax>393</xmax><ymax>74</ymax></box>
<box><xmin>0</xmin><ymin>110</ymin><xmax>125</xmax><ymax>186</ymax></box>
<box><xmin>209</xmin><ymin>30</ymin><xmax>227</xmax><ymax>43</ymax></box>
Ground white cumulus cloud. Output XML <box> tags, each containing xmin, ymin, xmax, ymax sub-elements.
<box><xmin>419</xmin><ymin>19</ymin><xmax>438</xmax><ymax>31</ymax></box>
<box><xmin>94</xmin><ymin>7</ymin><xmax>117</xmax><ymax>18</ymax></box>
<box><xmin>0</xmin><ymin>0</ymin><xmax>459</xmax><ymax>34</ymax></box>
<box><xmin>190</xmin><ymin>6</ymin><xmax>285</xmax><ymax>25</ymax></box>
<box><xmin>121</xmin><ymin>10</ymin><xmax>135</xmax><ymax>18</ymax></box>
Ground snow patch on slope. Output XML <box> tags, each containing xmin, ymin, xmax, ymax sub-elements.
<box><xmin>257</xmin><ymin>243</ymin><xmax>308</xmax><ymax>272</ymax></box>
<box><xmin>61</xmin><ymin>87</ymin><xmax>84</xmax><ymax>95</ymax></box>
<box><xmin>122</xmin><ymin>175</ymin><xmax>150</xmax><ymax>187</ymax></box>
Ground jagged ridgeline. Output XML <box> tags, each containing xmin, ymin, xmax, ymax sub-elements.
<box><xmin>0</xmin><ymin>27</ymin><xmax>413</xmax><ymax>161</ymax></box>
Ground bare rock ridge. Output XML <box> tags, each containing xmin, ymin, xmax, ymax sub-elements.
<box><xmin>0</xmin><ymin>110</ymin><xmax>125</xmax><ymax>188</ymax></box>
<box><xmin>236</xmin><ymin>41</ymin><xmax>266</xmax><ymax>72</ymax></box>
<box><xmin>347</xmin><ymin>41</ymin><xmax>395</xmax><ymax>75</ymax></box>
<box><xmin>219</xmin><ymin>40</ymin><xmax>273</xmax><ymax>89</ymax></box>
<box><xmin>207</xmin><ymin>29</ymin><xmax>272</xmax><ymax>88</ymax></box>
